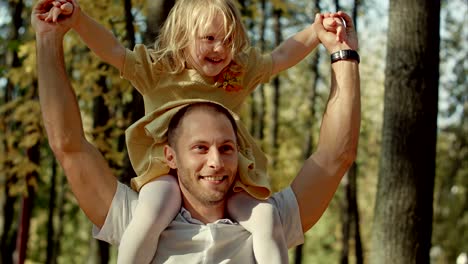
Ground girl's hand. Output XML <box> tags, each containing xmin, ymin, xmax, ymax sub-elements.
<box><xmin>32</xmin><ymin>0</ymin><xmax>72</xmax><ymax>36</ymax></box>
<box><xmin>38</xmin><ymin>0</ymin><xmax>74</xmax><ymax>23</ymax></box>
<box><xmin>314</xmin><ymin>12</ymin><xmax>359</xmax><ymax>53</ymax></box>
<box><xmin>322</xmin><ymin>14</ymin><xmax>347</xmax><ymax>43</ymax></box>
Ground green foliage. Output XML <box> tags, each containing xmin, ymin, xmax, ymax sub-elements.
<box><xmin>431</xmin><ymin>1</ymin><xmax>468</xmax><ymax>262</ymax></box>
<box><xmin>0</xmin><ymin>0</ymin><xmax>466</xmax><ymax>263</ymax></box>
<box><xmin>1</xmin><ymin>68</ymin><xmax>42</xmax><ymax>198</ymax></box>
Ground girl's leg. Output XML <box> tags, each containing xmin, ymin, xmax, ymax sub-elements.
<box><xmin>227</xmin><ymin>191</ymin><xmax>289</xmax><ymax>264</ymax></box>
<box><xmin>117</xmin><ymin>175</ymin><xmax>181</xmax><ymax>264</ymax></box>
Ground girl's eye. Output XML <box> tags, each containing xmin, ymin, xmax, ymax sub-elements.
<box><xmin>203</xmin><ymin>36</ymin><xmax>215</xmax><ymax>41</ymax></box>
<box><xmin>223</xmin><ymin>37</ymin><xmax>233</xmax><ymax>46</ymax></box>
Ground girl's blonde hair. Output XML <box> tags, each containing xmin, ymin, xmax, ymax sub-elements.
<box><xmin>152</xmin><ymin>0</ymin><xmax>249</xmax><ymax>74</ymax></box>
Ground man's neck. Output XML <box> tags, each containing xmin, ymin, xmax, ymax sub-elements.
<box><xmin>181</xmin><ymin>197</ymin><xmax>226</xmax><ymax>224</ymax></box>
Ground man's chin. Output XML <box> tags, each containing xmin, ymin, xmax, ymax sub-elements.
<box><xmin>200</xmin><ymin>190</ymin><xmax>229</xmax><ymax>206</ymax></box>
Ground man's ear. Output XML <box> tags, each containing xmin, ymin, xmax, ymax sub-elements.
<box><xmin>164</xmin><ymin>145</ymin><xmax>177</xmax><ymax>169</ymax></box>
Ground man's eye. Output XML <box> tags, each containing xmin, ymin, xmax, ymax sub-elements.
<box><xmin>220</xmin><ymin>145</ymin><xmax>234</xmax><ymax>153</ymax></box>
<box><xmin>194</xmin><ymin>145</ymin><xmax>208</xmax><ymax>151</ymax></box>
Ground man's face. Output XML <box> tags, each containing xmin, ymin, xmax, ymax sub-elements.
<box><xmin>185</xmin><ymin>13</ymin><xmax>233</xmax><ymax>77</ymax></box>
<box><xmin>166</xmin><ymin>107</ymin><xmax>238</xmax><ymax>207</ymax></box>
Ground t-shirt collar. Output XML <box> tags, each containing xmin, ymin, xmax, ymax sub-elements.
<box><xmin>179</xmin><ymin>207</ymin><xmax>236</xmax><ymax>225</ymax></box>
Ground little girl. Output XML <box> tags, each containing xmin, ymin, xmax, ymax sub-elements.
<box><xmin>39</xmin><ymin>0</ymin><xmax>344</xmax><ymax>263</ymax></box>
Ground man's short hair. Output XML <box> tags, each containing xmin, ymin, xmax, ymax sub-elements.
<box><xmin>167</xmin><ymin>102</ymin><xmax>238</xmax><ymax>148</ymax></box>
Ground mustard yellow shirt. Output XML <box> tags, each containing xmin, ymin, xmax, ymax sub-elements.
<box><xmin>122</xmin><ymin>45</ymin><xmax>273</xmax><ymax>199</ymax></box>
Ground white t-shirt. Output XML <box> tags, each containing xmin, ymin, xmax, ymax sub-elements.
<box><xmin>93</xmin><ymin>182</ymin><xmax>304</xmax><ymax>263</ymax></box>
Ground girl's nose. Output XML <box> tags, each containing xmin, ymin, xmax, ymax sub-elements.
<box><xmin>213</xmin><ymin>41</ymin><xmax>226</xmax><ymax>53</ymax></box>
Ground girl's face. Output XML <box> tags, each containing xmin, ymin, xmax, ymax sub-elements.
<box><xmin>186</xmin><ymin>13</ymin><xmax>233</xmax><ymax>77</ymax></box>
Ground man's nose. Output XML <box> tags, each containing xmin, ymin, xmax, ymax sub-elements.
<box><xmin>207</xmin><ymin>148</ymin><xmax>223</xmax><ymax>169</ymax></box>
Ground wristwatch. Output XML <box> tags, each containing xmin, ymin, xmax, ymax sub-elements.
<box><xmin>330</xmin><ymin>49</ymin><xmax>360</xmax><ymax>64</ymax></box>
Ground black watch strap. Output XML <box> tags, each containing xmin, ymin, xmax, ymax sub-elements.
<box><xmin>330</xmin><ymin>49</ymin><xmax>360</xmax><ymax>64</ymax></box>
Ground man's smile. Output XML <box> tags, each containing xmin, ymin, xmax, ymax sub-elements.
<box><xmin>199</xmin><ymin>175</ymin><xmax>228</xmax><ymax>182</ymax></box>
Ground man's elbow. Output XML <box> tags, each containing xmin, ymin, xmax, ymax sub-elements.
<box><xmin>47</xmin><ymin>133</ymin><xmax>83</xmax><ymax>162</ymax></box>
<box><xmin>341</xmin><ymin>145</ymin><xmax>357</xmax><ymax>170</ymax></box>
<box><xmin>323</xmin><ymin>140</ymin><xmax>358</xmax><ymax>174</ymax></box>
<box><xmin>341</xmin><ymin>134</ymin><xmax>359</xmax><ymax>165</ymax></box>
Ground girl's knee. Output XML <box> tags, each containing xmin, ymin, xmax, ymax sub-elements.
<box><xmin>250</xmin><ymin>201</ymin><xmax>278</xmax><ymax>219</ymax></box>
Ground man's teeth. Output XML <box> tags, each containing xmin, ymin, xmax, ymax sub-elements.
<box><xmin>203</xmin><ymin>176</ymin><xmax>224</xmax><ymax>181</ymax></box>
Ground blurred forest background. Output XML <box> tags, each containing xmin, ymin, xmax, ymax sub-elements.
<box><xmin>0</xmin><ymin>0</ymin><xmax>466</xmax><ymax>263</ymax></box>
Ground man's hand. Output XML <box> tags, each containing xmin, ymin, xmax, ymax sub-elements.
<box><xmin>314</xmin><ymin>12</ymin><xmax>359</xmax><ymax>53</ymax></box>
<box><xmin>322</xmin><ymin>16</ymin><xmax>346</xmax><ymax>43</ymax></box>
<box><xmin>41</xmin><ymin>0</ymin><xmax>74</xmax><ymax>23</ymax></box>
<box><xmin>32</xmin><ymin>0</ymin><xmax>72</xmax><ymax>36</ymax></box>
<box><xmin>32</xmin><ymin>0</ymin><xmax>83</xmax><ymax>35</ymax></box>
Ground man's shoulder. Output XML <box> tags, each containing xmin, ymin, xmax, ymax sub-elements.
<box><xmin>269</xmin><ymin>186</ymin><xmax>298</xmax><ymax>208</ymax></box>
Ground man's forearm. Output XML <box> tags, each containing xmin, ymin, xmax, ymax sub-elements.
<box><xmin>317</xmin><ymin>60</ymin><xmax>360</xmax><ymax>173</ymax></box>
<box><xmin>36</xmin><ymin>32</ymin><xmax>118</xmax><ymax>227</ymax></box>
<box><xmin>37</xmin><ymin>33</ymin><xmax>84</xmax><ymax>153</ymax></box>
<box><xmin>291</xmin><ymin>59</ymin><xmax>360</xmax><ymax>231</ymax></box>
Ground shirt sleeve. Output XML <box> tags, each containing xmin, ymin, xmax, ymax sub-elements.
<box><xmin>92</xmin><ymin>182</ymin><xmax>138</xmax><ymax>246</ymax></box>
<box><xmin>270</xmin><ymin>186</ymin><xmax>305</xmax><ymax>248</ymax></box>
<box><xmin>120</xmin><ymin>44</ymin><xmax>161</xmax><ymax>95</ymax></box>
<box><xmin>238</xmin><ymin>47</ymin><xmax>273</xmax><ymax>93</ymax></box>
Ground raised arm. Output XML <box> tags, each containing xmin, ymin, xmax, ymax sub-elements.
<box><xmin>291</xmin><ymin>12</ymin><xmax>360</xmax><ymax>232</ymax></box>
<box><xmin>32</xmin><ymin>0</ymin><xmax>118</xmax><ymax>228</ymax></box>
<box><xmin>44</xmin><ymin>0</ymin><xmax>126</xmax><ymax>71</ymax></box>
<box><xmin>270</xmin><ymin>14</ymin><xmax>345</xmax><ymax>76</ymax></box>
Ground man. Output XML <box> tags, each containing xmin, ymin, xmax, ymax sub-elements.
<box><xmin>32</xmin><ymin>0</ymin><xmax>360</xmax><ymax>261</ymax></box>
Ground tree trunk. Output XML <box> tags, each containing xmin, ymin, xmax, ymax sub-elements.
<box><xmin>371</xmin><ymin>0</ymin><xmax>440</xmax><ymax>263</ymax></box>
<box><xmin>97</xmin><ymin>240</ymin><xmax>110</xmax><ymax>264</ymax></box>
<box><xmin>270</xmin><ymin>8</ymin><xmax>282</xmax><ymax>167</ymax></box>
<box><xmin>10</xmin><ymin>0</ymin><xmax>38</xmax><ymax>262</ymax></box>
<box><xmin>118</xmin><ymin>0</ymin><xmax>141</xmax><ymax>185</ymax></box>
<box><xmin>0</xmin><ymin>43</ymin><xmax>18</xmax><ymax>264</ymax></box>
<box><xmin>340</xmin><ymin>172</ymin><xmax>350</xmax><ymax>264</ymax></box>
<box><xmin>45</xmin><ymin>158</ymin><xmax>57</xmax><ymax>264</ymax></box>
<box><xmin>114</xmin><ymin>0</ymin><xmax>174</xmax><ymax>258</ymax></box>
<box><xmin>1</xmin><ymin>0</ymin><xmax>24</xmax><ymax>262</ymax></box>
<box><xmin>15</xmin><ymin>192</ymin><xmax>34</xmax><ymax>264</ymax></box>
<box><xmin>92</xmin><ymin>71</ymin><xmax>112</xmax><ymax>263</ymax></box>
<box><xmin>0</xmin><ymin>191</ymin><xmax>16</xmax><ymax>264</ymax></box>
<box><xmin>240</xmin><ymin>0</ymin><xmax>258</xmax><ymax>137</ymax></box>
<box><xmin>339</xmin><ymin>1</ymin><xmax>363</xmax><ymax>263</ymax></box>
<box><xmin>145</xmin><ymin>0</ymin><xmax>175</xmax><ymax>43</ymax></box>
<box><xmin>295</xmin><ymin>51</ymin><xmax>320</xmax><ymax>264</ymax></box>
<box><xmin>334</xmin><ymin>0</ymin><xmax>341</xmax><ymax>12</ymax></box>
<box><xmin>16</xmin><ymin>146</ymin><xmax>39</xmax><ymax>264</ymax></box>
<box><xmin>294</xmin><ymin>2</ymin><xmax>322</xmax><ymax>263</ymax></box>
<box><xmin>352</xmin><ymin>0</ymin><xmax>360</xmax><ymax>32</ymax></box>
<box><xmin>351</xmin><ymin>168</ymin><xmax>363</xmax><ymax>264</ymax></box>
<box><xmin>340</xmin><ymin>163</ymin><xmax>363</xmax><ymax>264</ymax></box>
<box><xmin>51</xmin><ymin>169</ymin><xmax>68</xmax><ymax>264</ymax></box>
<box><xmin>250</xmin><ymin>0</ymin><xmax>267</xmax><ymax>142</ymax></box>
<box><xmin>257</xmin><ymin>0</ymin><xmax>267</xmax><ymax>143</ymax></box>
<box><xmin>118</xmin><ymin>0</ymin><xmax>175</xmax><ymax>185</ymax></box>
